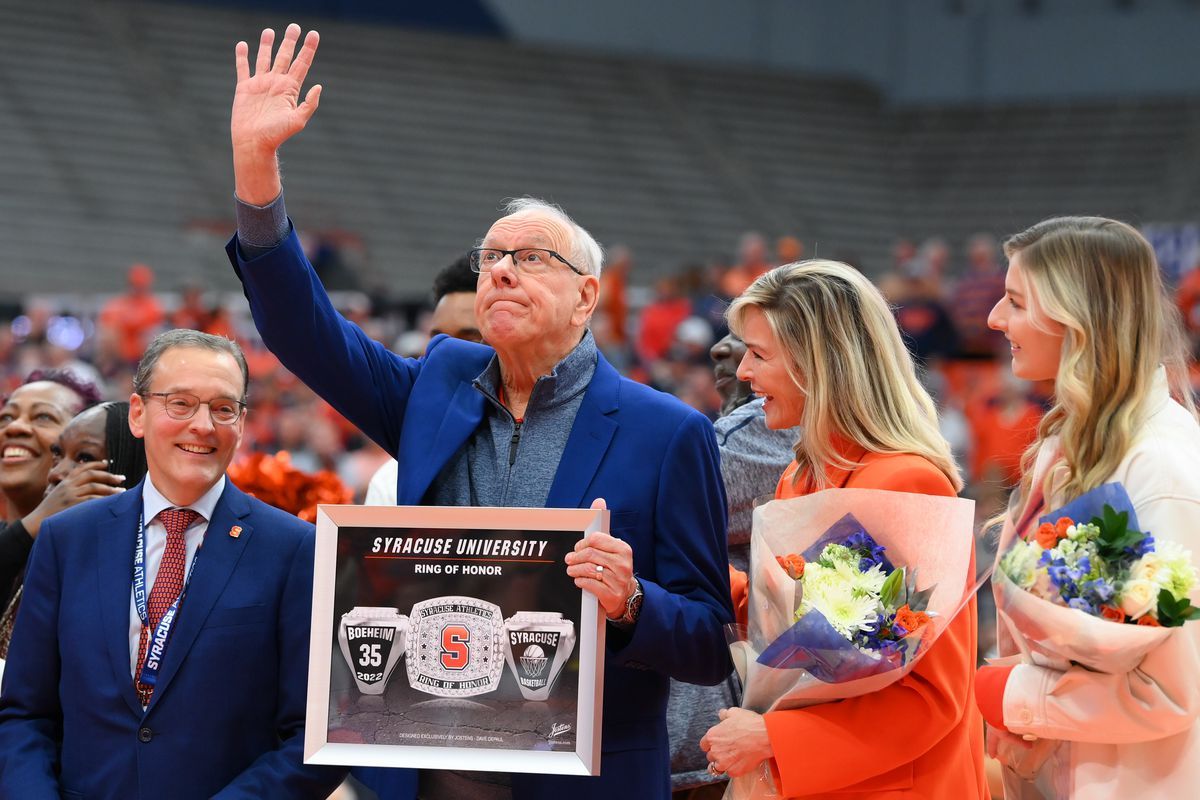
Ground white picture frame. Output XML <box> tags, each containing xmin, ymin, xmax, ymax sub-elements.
<box><xmin>304</xmin><ymin>504</ymin><xmax>607</xmax><ymax>776</ymax></box>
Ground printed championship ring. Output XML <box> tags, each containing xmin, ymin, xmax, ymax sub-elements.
<box><xmin>338</xmin><ymin>606</ymin><xmax>409</xmax><ymax>695</ymax></box>
<box><xmin>502</xmin><ymin>611</ymin><xmax>577</xmax><ymax>701</ymax></box>
<box><xmin>406</xmin><ymin>596</ymin><xmax>505</xmax><ymax>697</ymax></box>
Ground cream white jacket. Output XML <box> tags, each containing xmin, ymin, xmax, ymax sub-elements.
<box><xmin>999</xmin><ymin>369</ymin><xmax>1200</xmax><ymax>798</ymax></box>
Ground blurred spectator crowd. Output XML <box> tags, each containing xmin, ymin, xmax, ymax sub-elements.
<box><xmin>4</xmin><ymin>228</ymin><xmax>1200</xmax><ymax>527</ymax></box>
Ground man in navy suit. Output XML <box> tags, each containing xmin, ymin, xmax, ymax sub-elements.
<box><xmin>0</xmin><ymin>330</ymin><xmax>346</xmax><ymax>799</ymax></box>
<box><xmin>227</xmin><ymin>24</ymin><xmax>733</xmax><ymax>800</ymax></box>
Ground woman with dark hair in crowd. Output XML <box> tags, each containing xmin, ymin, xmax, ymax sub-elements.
<box><xmin>46</xmin><ymin>402</ymin><xmax>148</xmax><ymax>494</ymax></box>
<box><xmin>0</xmin><ymin>371</ymin><xmax>106</xmax><ymax>598</ymax></box>
<box><xmin>0</xmin><ymin>372</ymin><xmax>116</xmax><ymax>655</ymax></box>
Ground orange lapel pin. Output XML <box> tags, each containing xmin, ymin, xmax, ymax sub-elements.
<box><xmin>229</xmin><ymin>525</ymin><xmax>243</xmax><ymax>539</ymax></box>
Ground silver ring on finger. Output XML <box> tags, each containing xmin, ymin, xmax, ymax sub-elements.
<box><xmin>595</xmin><ymin>564</ymin><xmax>605</xmax><ymax>577</ymax></box>
<box><xmin>708</xmin><ymin>762</ymin><xmax>724</xmax><ymax>776</ymax></box>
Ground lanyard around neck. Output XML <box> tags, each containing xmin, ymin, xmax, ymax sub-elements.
<box><xmin>133</xmin><ymin>512</ymin><xmax>202</xmax><ymax>690</ymax></box>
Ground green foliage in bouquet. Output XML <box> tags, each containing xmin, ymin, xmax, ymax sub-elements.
<box><xmin>1157</xmin><ymin>590</ymin><xmax>1200</xmax><ymax>628</ymax></box>
<box><xmin>1089</xmin><ymin>506</ymin><xmax>1148</xmax><ymax>565</ymax></box>
<box><xmin>880</xmin><ymin>567</ymin><xmax>934</xmax><ymax>614</ymax></box>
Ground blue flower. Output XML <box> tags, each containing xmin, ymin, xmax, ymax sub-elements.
<box><xmin>877</xmin><ymin>636</ymin><xmax>906</xmax><ymax>664</ymax></box>
<box><xmin>1127</xmin><ymin>535</ymin><xmax>1155</xmax><ymax>558</ymax></box>
<box><xmin>845</xmin><ymin>531</ymin><xmax>887</xmax><ymax>569</ymax></box>
<box><xmin>1046</xmin><ymin>563</ymin><xmax>1071</xmax><ymax>586</ymax></box>
<box><xmin>1081</xmin><ymin>578</ymin><xmax>1115</xmax><ymax>604</ymax></box>
<box><xmin>1067</xmin><ymin>597</ymin><xmax>1097</xmax><ymax>615</ymax></box>
<box><xmin>1066</xmin><ymin>555</ymin><xmax>1091</xmax><ymax>583</ymax></box>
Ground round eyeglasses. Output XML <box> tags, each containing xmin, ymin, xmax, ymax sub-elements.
<box><xmin>143</xmin><ymin>392</ymin><xmax>246</xmax><ymax>425</ymax></box>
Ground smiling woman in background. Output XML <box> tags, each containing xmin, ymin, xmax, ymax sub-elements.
<box><xmin>46</xmin><ymin>401</ymin><xmax>147</xmax><ymax>495</ymax></box>
<box><xmin>0</xmin><ymin>371</ymin><xmax>106</xmax><ymax>606</ymax></box>
<box><xmin>0</xmin><ymin>375</ymin><xmax>120</xmax><ymax>657</ymax></box>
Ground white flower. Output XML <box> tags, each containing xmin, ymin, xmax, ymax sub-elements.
<box><xmin>1068</xmin><ymin>522</ymin><xmax>1100</xmax><ymax>543</ymax></box>
<box><xmin>797</xmin><ymin>563</ymin><xmax>879</xmax><ymax>640</ymax></box>
<box><xmin>1001</xmin><ymin>540</ymin><xmax>1044</xmax><ymax>591</ymax></box>
<box><xmin>805</xmin><ymin>580</ymin><xmax>878</xmax><ymax>639</ymax></box>
<box><xmin>1031</xmin><ymin>569</ymin><xmax>1057</xmax><ymax>601</ymax></box>
<box><xmin>798</xmin><ymin>562</ymin><xmax>837</xmax><ymax>598</ymax></box>
<box><xmin>1154</xmin><ymin>540</ymin><xmax>1200</xmax><ymax>601</ymax></box>
<box><xmin>1131</xmin><ymin>552</ymin><xmax>1169</xmax><ymax>589</ymax></box>
<box><xmin>1118</xmin><ymin>578</ymin><xmax>1159</xmax><ymax>620</ymax></box>
<box><xmin>824</xmin><ymin>558</ymin><xmax>886</xmax><ymax>599</ymax></box>
<box><xmin>817</xmin><ymin>543</ymin><xmax>856</xmax><ymax>569</ymax></box>
<box><xmin>851</xmin><ymin>563</ymin><xmax>888</xmax><ymax>598</ymax></box>
<box><xmin>1053</xmin><ymin>538</ymin><xmax>1081</xmax><ymax>559</ymax></box>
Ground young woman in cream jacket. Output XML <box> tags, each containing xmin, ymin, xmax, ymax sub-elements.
<box><xmin>978</xmin><ymin>216</ymin><xmax>1200</xmax><ymax>798</ymax></box>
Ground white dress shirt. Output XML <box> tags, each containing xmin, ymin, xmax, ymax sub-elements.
<box><xmin>127</xmin><ymin>475</ymin><xmax>226</xmax><ymax>678</ymax></box>
<box><xmin>364</xmin><ymin>458</ymin><xmax>398</xmax><ymax>506</ymax></box>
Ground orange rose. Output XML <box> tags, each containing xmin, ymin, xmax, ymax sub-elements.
<box><xmin>894</xmin><ymin>604</ymin><xmax>931</xmax><ymax>634</ymax></box>
<box><xmin>776</xmin><ymin>554</ymin><xmax>806</xmax><ymax>580</ymax></box>
<box><xmin>1136</xmin><ymin>615</ymin><xmax>1162</xmax><ymax>627</ymax></box>
<box><xmin>1054</xmin><ymin>517</ymin><xmax>1074</xmax><ymax>539</ymax></box>
<box><xmin>1099</xmin><ymin>605</ymin><xmax>1126</xmax><ymax>624</ymax></box>
<box><xmin>1034</xmin><ymin>522</ymin><xmax>1060</xmax><ymax>550</ymax></box>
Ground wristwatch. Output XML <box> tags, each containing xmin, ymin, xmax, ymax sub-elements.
<box><xmin>609</xmin><ymin>577</ymin><xmax>644</xmax><ymax>628</ymax></box>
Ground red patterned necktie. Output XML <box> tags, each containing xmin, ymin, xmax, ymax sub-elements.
<box><xmin>136</xmin><ymin>507</ymin><xmax>201</xmax><ymax>706</ymax></box>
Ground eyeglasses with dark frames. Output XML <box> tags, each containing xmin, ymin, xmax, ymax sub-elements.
<box><xmin>142</xmin><ymin>392</ymin><xmax>247</xmax><ymax>425</ymax></box>
<box><xmin>468</xmin><ymin>248</ymin><xmax>585</xmax><ymax>276</ymax></box>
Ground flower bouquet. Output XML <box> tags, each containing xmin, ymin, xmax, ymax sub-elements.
<box><xmin>753</xmin><ymin>517</ymin><xmax>936</xmax><ymax>683</ymax></box>
<box><xmin>725</xmin><ymin>488</ymin><xmax>985</xmax><ymax>799</ymax></box>
<box><xmin>990</xmin><ymin>481</ymin><xmax>1200</xmax><ymax>794</ymax></box>
<box><xmin>994</xmin><ymin>481</ymin><xmax>1200</xmax><ymax>675</ymax></box>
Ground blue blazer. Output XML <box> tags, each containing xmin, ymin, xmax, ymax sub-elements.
<box><xmin>0</xmin><ymin>481</ymin><xmax>346</xmax><ymax>800</ymax></box>
<box><xmin>229</xmin><ymin>231</ymin><xmax>733</xmax><ymax>798</ymax></box>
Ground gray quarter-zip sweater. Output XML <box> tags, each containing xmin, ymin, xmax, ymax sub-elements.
<box><xmin>425</xmin><ymin>329</ymin><xmax>597</xmax><ymax>509</ymax></box>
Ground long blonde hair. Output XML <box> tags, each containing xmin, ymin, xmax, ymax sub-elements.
<box><xmin>1005</xmin><ymin>216</ymin><xmax>1197</xmax><ymax>506</ymax></box>
<box><xmin>728</xmin><ymin>260</ymin><xmax>962</xmax><ymax>492</ymax></box>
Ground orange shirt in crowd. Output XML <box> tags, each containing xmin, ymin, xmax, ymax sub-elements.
<box><xmin>636</xmin><ymin>297</ymin><xmax>691</xmax><ymax>363</ymax></box>
<box><xmin>97</xmin><ymin>292</ymin><xmax>164</xmax><ymax>363</ymax></box>
<box><xmin>1177</xmin><ymin>267</ymin><xmax>1200</xmax><ymax>334</ymax></box>
<box><xmin>732</xmin><ymin>442</ymin><xmax>987</xmax><ymax>799</ymax></box>
<box><xmin>967</xmin><ymin>400</ymin><xmax>1042</xmax><ymax>485</ymax></box>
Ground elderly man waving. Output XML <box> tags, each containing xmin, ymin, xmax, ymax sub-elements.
<box><xmin>226</xmin><ymin>24</ymin><xmax>732</xmax><ymax>800</ymax></box>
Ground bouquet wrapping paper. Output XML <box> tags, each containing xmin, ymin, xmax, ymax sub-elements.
<box><xmin>991</xmin><ymin>481</ymin><xmax>1200</xmax><ymax>795</ymax></box>
<box><xmin>725</xmin><ymin>488</ymin><xmax>984</xmax><ymax>799</ymax></box>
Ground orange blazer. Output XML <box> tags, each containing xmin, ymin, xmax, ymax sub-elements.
<box><xmin>733</xmin><ymin>445</ymin><xmax>987</xmax><ymax>799</ymax></box>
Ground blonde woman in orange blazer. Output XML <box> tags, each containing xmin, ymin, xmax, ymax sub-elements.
<box><xmin>701</xmin><ymin>261</ymin><xmax>988</xmax><ymax>799</ymax></box>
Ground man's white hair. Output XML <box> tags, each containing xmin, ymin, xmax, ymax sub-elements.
<box><xmin>498</xmin><ymin>197</ymin><xmax>605</xmax><ymax>277</ymax></box>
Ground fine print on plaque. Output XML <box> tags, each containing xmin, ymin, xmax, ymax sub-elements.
<box><xmin>305</xmin><ymin>505</ymin><xmax>605</xmax><ymax>777</ymax></box>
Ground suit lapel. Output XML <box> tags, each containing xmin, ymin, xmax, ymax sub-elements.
<box><xmin>546</xmin><ymin>357</ymin><xmax>620</xmax><ymax>509</ymax></box>
<box><xmin>145</xmin><ymin>482</ymin><xmax>254</xmax><ymax>712</ymax></box>
<box><xmin>98</xmin><ymin>484</ymin><xmax>148</xmax><ymax>717</ymax></box>
<box><xmin>399</xmin><ymin>381</ymin><xmax>484</xmax><ymax>504</ymax></box>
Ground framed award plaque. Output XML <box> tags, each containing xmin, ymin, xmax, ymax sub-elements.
<box><xmin>304</xmin><ymin>505</ymin><xmax>607</xmax><ymax>776</ymax></box>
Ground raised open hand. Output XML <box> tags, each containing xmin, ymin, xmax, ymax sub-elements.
<box><xmin>231</xmin><ymin>23</ymin><xmax>322</xmax><ymax>204</ymax></box>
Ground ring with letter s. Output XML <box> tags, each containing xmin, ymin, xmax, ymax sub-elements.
<box><xmin>405</xmin><ymin>596</ymin><xmax>504</xmax><ymax>697</ymax></box>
